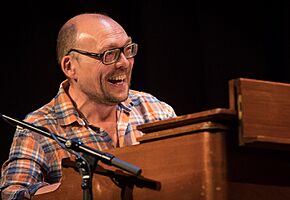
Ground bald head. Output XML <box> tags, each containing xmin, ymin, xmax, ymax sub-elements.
<box><xmin>56</xmin><ymin>13</ymin><xmax>127</xmax><ymax>64</ymax></box>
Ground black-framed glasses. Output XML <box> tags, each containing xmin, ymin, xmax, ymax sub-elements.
<box><xmin>66</xmin><ymin>43</ymin><xmax>138</xmax><ymax>65</ymax></box>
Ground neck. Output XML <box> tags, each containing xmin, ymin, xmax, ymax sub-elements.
<box><xmin>81</xmin><ymin>101</ymin><xmax>117</xmax><ymax>123</ymax></box>
<box><xmin>68</xmin><ymin>85</ymin><xmax>117</xmax><ymax>124</ymax></box>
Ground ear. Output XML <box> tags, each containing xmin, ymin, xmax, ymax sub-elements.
<box><xmin>61</xmin><ymin>56</ymin><xmax>77</xmax><ymax>80</ymax></box>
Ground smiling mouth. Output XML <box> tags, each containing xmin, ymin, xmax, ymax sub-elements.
<box><xmin>108</xmin><ymin>74</ymin><xmax>126</xmax><ymax>84</ymax></box>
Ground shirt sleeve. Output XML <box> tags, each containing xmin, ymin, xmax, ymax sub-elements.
<box><xmin>0</xmin><ymin>128</ymin><xmax>49</xmax><ymax>200</ymax></box>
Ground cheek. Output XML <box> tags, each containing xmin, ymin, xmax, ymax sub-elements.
<box><xmin>78</xmin><ymin>63</ymin><xmax>103</xmax><ymax>80</ymax></box>
<box><xmin>87</xmin><ymin>68</ymin><xmax>106</xmax><ymax>87</ymax></box>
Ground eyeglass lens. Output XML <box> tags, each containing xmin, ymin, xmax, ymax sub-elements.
<box><xmin>103</xmin><ymin>43</ymin><xmax>138</xmax><ymax>64</ymax></box>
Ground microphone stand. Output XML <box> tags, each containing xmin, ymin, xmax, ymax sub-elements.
<box><xmin>50</xmin><ymin>132</ymin><xmax>96</xmax><ymax>200</ymax></box>
<box><xmin>0</xmin><ymin>113</ymin><xmax>142</xmax><ymax>200</ymax></box>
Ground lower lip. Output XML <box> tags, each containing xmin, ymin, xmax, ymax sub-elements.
<box><xmin>108</xmin><ymin>80</ymin><xmax>127</xmax><ymax>88</ymax></box>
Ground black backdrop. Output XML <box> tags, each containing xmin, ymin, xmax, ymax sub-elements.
<box><xmin>0</xmin><ymin>0</ymin><xmax>289</xmax><ymax>166</ymax></box>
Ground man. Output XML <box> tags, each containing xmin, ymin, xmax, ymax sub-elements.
<box><xmin>0</xmin><ymin>13</ymin><xmax>176</xmax><ymax>199</ymax></box>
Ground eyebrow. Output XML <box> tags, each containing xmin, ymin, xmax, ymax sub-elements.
<box><xmin>127</xmin><ymin>37</ymin><xmax>132</xmax><ymax>43</ymax></box>
<box><xmin>100</xmin><ymin>37</ymin><xmax>133</xmax><ymax>52</ymax></box>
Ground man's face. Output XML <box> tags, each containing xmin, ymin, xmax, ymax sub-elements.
<box><xmin>70</xmin><ymin>21</ymin><xmax>135</xmax><ymax>105</ymax></box>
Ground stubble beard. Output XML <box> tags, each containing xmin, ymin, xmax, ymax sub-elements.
<box><xmin>86</xmin><ymin>81</ymin><xmax>131</xmax><ymax>106</ymax></box>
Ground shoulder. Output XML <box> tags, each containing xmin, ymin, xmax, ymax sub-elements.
<box><xmin>127</xmin><ymin>90</ymin><xmax>177</xmax><ymax>121</ymax></box>
<box><xmin>129</xmin><ymin>90</ymin><xmax>162</xmax><ymax>104</ymax></box>
<box><xmin>24</xmin><ymin>99</ymin><xmax>57</xmax><ymax>128</ymax></box>
<box><xmin>11</xmin><ymin>100</ymin><xmax>57</xmax><ymax>139</ymax></box>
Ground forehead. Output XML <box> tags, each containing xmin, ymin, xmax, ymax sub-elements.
<box><xmin>76</xmin><ymin>17</ymin><xmax>129</xmax><ymax>50</ymax></box>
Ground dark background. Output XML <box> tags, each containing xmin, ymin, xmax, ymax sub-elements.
<box><xmin>0</xmin><ymin>0</ymin><xmax>289</xmax><ymax>166</ymax></box>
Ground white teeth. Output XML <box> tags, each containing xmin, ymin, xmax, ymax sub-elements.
<box><xmin>110</xmin><ymin>75</ymin><xmax>126</xmax><ymax>80</ymax></box>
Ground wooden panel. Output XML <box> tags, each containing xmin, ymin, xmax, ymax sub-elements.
<box><xmin>225</xmin><ymin>130</ymin><xmax>290</xmax><ymax>200</ymax></box>
<box><xmin>137</xmin><ymin>108</ymin><xmax>236</xmax><ymax>143</ymax></box>
<box><xmin>229</xmin><ymin>78</ymin><xmax>290</xmax><ymax>146</ymax></box>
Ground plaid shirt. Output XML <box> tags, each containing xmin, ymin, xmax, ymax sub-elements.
<box><xmin>0</xmin><ymin>80</ymin><xmax>176</xmax><ymax>200</ymax></box>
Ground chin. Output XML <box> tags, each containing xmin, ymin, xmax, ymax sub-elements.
<box><xmin>116</xmin><ymin>89</ymin><xmax>129</xmax><ymax>100</ymax></box>
<box><xmin>116</xmin><ymin>94</ymin><xmax>129</xmax><ymax>102</ymax></box>
<box><xmin>107</xmin><ymin>93</ymin><xmax>129</xmax><ymax>104</ymax></box>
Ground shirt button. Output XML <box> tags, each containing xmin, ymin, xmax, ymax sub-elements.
<box><xmin>78</xmin><ymin>119</ymin><xmax>86</xmax><ymax>126</ymax></box>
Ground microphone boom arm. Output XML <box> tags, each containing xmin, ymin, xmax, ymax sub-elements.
<box><xmin>0</xmin><ymin>113</ymin><xmax>142</xmax><ymax>176</ymax></box>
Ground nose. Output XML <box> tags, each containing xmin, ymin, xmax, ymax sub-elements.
<box><xmin>115</xmin><ymin>52</ymin><xmax>131</xmax><ymax>68</ymax></box>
